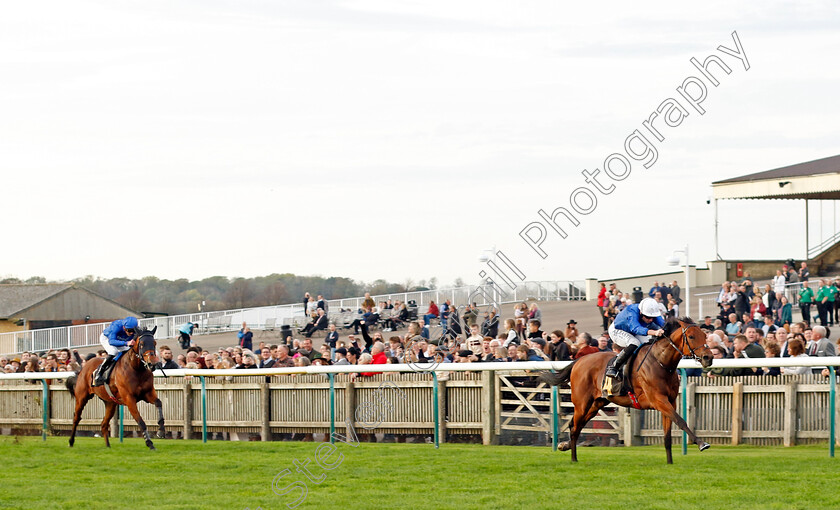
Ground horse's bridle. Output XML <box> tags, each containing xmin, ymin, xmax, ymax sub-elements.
<box><xmin>133</xmin><ymin>331</ymin><xmax>156</xmax><ymax>371</ymax></box>
<box><xmin>666</xmin><ymin>325</ymin><xmax>707</xmax><ymax>363</ymax></box>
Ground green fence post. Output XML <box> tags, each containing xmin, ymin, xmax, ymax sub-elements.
<box><xmin>831</xmin><ymin>366</ymin><xmax>836</xmax><ymax>458</ymax></box>
<box><xmin>680</xmin><ymin>368</ymin><xmax>687</xmax><ymax>456</ymax></box>
<box><xmin>551</xmin><ymin>383</ymin><xmax>559</xmax><ymax>451</ymax></box>
<box><xmin>432</xmin><ymin>371</ymin><xmax>439</xmax><ymax>449</ymax></box>
<box><xmin>119</xmin><ymin>405</ymin><xmax>124</xmax><ymax>443</ymax></box>
<box><xmin>41</xmin><ymin>379</ymin><xmax>49</xmax><ymax>442</ymax></box>
<box><xmin>200</xmin><ymin>376</ymin><xmax>207</xmax><ymax>443</ymax></box>
<box><xmin>328</xmin><ymin>373</ymin><xmax>335</xmax><ymax>445</ymax></box>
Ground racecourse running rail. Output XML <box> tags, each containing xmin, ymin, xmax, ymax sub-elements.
<box><xmin>0</xmin><ymin>358</ymin><xmax>837</xmax><ymax>457</ymax></box>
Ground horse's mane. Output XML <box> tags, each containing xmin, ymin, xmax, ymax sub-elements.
<box><xmin>662</xmin><ymin>316</ymin><xmax>695</xmax><ymax>337</ymax></box>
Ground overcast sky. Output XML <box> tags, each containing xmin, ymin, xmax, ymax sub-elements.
<box><xmin>2</xmin><ymin>1</ymin><xmax>839</xmax><ymax>287</ymax></box>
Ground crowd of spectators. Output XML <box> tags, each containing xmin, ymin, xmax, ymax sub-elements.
<box><xmin>0</xmin><ymin>345</ymin><xmax>188</xmax><ymax>380</ymax></box>
<box><xmin>700</xmin><ymin>320</ymin><xmax>836</xmax><ymax>377</ymax></box>
<box><xmin>4</xmin><ymin>276</ymin><xmax>839</xmax><ymax>381</ymax></box>
<box><xmin>158</xmin><ymin>292</ymin><xmax>623</xmax><ymax>379</ymax></box>
<box><xmin>714</xmin><ymin>264</ymin><xmax>839</xmax><ymax>328</ymax></box>
<box><xmin>586</xmin><ymin>265</ymin><xmax>840</xmax><ymax>379</ymax></box>
<box><xmin>699</xmin><ymin>263</ymin><xmax>839</xmax><ymax>378</ymax></box>
<box><xmin>596</xmin><ymin>280</ymin><xmax>683</xmax><ymax>332</ymax></box>
<box><xmin>2</xmin><ymin>347</ymin><xmax>103</xmax><ymax>379</ymax></box>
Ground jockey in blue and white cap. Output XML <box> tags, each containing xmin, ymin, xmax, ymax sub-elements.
<box><xmin>605</xmin><ymin>297</ymin><xmax>665</xmax><ymax>379</ymax></box>
<box><xmin>93</xmin><ymin>316</ymin><xmax>139</xmax><ymax>386</ymax></box>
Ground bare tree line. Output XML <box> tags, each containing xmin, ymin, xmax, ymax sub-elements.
<box><xmin>0</xmin><ymin>274</ymin><xmax>448</xmax><ymax>315</ymax></box>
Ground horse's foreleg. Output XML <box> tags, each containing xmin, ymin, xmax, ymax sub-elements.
<box><xmin>651</xmin><ymin>396</ymin><xmax>709</xmax><ymax>453</ymax></box>
<box><xmin>662</xmin><ymin>415</ymin><xmax>673</xmax><ymax>464</ymax></box>
<box><xmin>69</xmin><ymin>394</ymin><xmax>92</xmax><ymax>448</ymax></box>
<box><xmin>124</xmin><ymin>398</ymin><xmax>155</xmax><ymax>451</ymax></box>
<box><xmin>101</xmin><ymin>401</ymin><xmax>118</xmax><ymax>448</ymax></box>
<box><xmin>154</xmin><ymin>398</ymin><xmax>166</xmax><ymax>439</ymax></box>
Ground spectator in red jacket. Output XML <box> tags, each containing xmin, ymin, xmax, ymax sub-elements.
<box><xmin>597</xmin><ymin>283</ymin><xmax>608</xmax><ymax>329</ymax></box>
<box><xmin>361</xmin><ymin>341</ymin><xmax>388</xmax><ymax>376</ymax></box>
<box><xmin>423</xmin><ymin>301</ymin><xmax>440</xmax><ymax>326</ymax></box>
<box><xmin>574</xmin><ymin>333</ymin><xmax>599</xmax><ymax>359</ymax></box>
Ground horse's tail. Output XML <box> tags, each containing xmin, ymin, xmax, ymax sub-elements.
<box><xmin>65</xmin><ymin>375</ymin><xmax>77</xmax><ymax>395</ymax></box>
<box><xmin>539</xmin><ymin>360</ymin><xmax>576</xmax><ymax>387</ymax></box>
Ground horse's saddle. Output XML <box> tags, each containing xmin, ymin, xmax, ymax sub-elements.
<box><xmin>93</xmin><ymin>359</ymin><xmax>117</xmax><ymax>387</ymax></box>
<box><xmin>603</xmin><ymin>349</ymin><xmax>638</xmax><ymax>398</ymax></box>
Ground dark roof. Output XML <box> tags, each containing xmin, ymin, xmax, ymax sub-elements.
<box><xmin>0</xmin><ymin>283</ymin><xmax>74</xmax><ymax>318</ymax></box>
<box><xmin>712</xmin><ymin>154</ymin><xmax>840</xmax><ymax>185</ymax></box>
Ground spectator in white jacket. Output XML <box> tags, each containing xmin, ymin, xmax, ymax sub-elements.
<box><xmin>773</xmin><ymin>270</ymin><xmax>787</xmax><ymax>294</ymax></box>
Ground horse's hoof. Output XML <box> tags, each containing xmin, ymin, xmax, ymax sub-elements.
<box><xmin>558</xmin><ymin>441</ymin><xmax>571</xmax><ymax>451</ymax></box>
<box><xmin>157</xmin><ymin>431</ymin><xmax>165</xmax><ymax>439</ymax></box>
<box><xmin>699</xmin><ymin>442</ymin><xmax>710</xmax><ymax>451</ymax></box>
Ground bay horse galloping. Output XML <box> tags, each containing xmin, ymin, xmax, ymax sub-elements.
<box><xmin>541</xmin><ymin>317</ymin><xmax>712</xmax><ymax>464</ymax></box>
<box><xmin>66</xmin><ymin>326</ymin><xmax>165</xmax><ymax>450</ymax></box>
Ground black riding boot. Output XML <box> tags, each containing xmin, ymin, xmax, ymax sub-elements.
<box><xmin>605</xmin><ymin>345</ymin><xmax>635</xmax><ymax>378</ymax></box>
<box><xmin>93</xmin><ymin>355</ymin><xmax>115</xmax><ymax>387</ymax></box>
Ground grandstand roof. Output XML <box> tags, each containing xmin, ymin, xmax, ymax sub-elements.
<box><xmin>712</xmin><ymin>154</ymin><xmax>840</xmax><ymax>200</ymax></box>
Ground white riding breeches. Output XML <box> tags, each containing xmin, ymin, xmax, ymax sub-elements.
<box><xmin>100</xmin><ymin>334</ymin><xmax>130</xmax><ymax>356</ymax></box>
<box><xmin>608</xmin><ymin>323</ymin><xmax>648</xmax><ymax>348</ymax></box>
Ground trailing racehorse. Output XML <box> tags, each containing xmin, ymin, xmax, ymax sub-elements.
<box><xmin>540</xmin><ymin>317</ymin><xmax>712</xmax><ymax>464</ymax></box>
<box><xmin>66</xmin><ymin>326</ymin><xmax>165</xmax><ymax>450</ymax></box>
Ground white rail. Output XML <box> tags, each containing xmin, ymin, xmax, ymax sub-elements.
<box><xmin>3</xmin><ymin>357</ymin><xmax>840</xmax><ymax>380</ymax></box>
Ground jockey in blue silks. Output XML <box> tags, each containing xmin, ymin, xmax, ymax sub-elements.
<box><xmin>605</xmin><ymin>297</ymin><xmax>665</xmax><ymax>380</ymax></box>
<box><xmin>93</xmin><ymin>316</ymin><xmax>139</xmax><ymax>386</ymax></box>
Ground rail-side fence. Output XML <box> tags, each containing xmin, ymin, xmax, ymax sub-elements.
<box><xmin>0</xmin><ymin>281</ymin><xmax>585</xmax><ymax>356</ymax></box>
<box><xmin>1</xmin><ymin>359</ymin><xmax>837</xmax><ymax>456</ymax></box>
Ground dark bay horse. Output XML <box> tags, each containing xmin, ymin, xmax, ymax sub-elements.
<box><xmin>66</xmin><ymin>326</ymin><xmax>165</xmax><ymax>450</ymax></box>
<box><xmin>541</xmin><ymin>317</ymin><xmax>713</xmax><ymax>464</ymax></box>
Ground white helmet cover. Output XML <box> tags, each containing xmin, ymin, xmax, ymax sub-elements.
<box><xmin>639</xmin><ymin>297</ymin><xmax>661</xmax><ymax>317</ymax></box>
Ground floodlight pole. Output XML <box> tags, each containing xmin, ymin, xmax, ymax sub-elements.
<box><xmin>479</xmin><ymin>245</ymin><xmax>498</xmax><ymax>306</ymax></box>
<box><xmin>669</xmin><ymin>245</ymin><xmax>691</xmax><ymax>318</ymax></box>
<box><xmin>714</xmin><ymin>199</ymin><xmax>721</xmax><ymax>260</ymax></box>
<box><xmin>805</xmin><ymin>199</ymin><xmax>810</xmax><ymax>260</ymax></box>
<box><xmin>684</xmin><ymin>245</ymin><xmax>690</xmax><ymax>318</ymax></box>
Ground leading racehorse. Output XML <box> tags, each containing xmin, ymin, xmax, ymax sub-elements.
<box><xmin>540</xmin><ymin>317</ymin><xmax>712</xmax><ymax>464</ymax></box>
<box><xmin>66</xmin><ymin>326</ymin><xmax>165</xmax><ymax>450</ymax></box>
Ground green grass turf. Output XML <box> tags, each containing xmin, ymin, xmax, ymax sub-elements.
<box><xmin>1</xmin><ymin>436</ymin><xmax>839</xmax><ymax>509</ymax></box>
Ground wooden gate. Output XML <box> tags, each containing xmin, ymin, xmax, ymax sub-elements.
<box><xmin>494</xmin><ymin>370</ymin><xmax>622</xmax><ymax>446</ymax></box>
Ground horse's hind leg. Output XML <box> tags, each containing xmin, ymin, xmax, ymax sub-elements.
<box><xmin>562</xmin><ymin>392</ymin><xmax>607</xmax><ymax>462</ymax></box>
<box><xmin>572</xmin><ymin>398</ymin><xmax>608</xmax><ymax>462</ymax></box>
<box><xmin>101</xmin><ymin>401</ymin><xmax>118</xmax><ymax>448</ymax></box>
<box><xmin>69</xmin><ymin>394</ymin><xmax>92</xmax><ymax>448</ymax></box>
